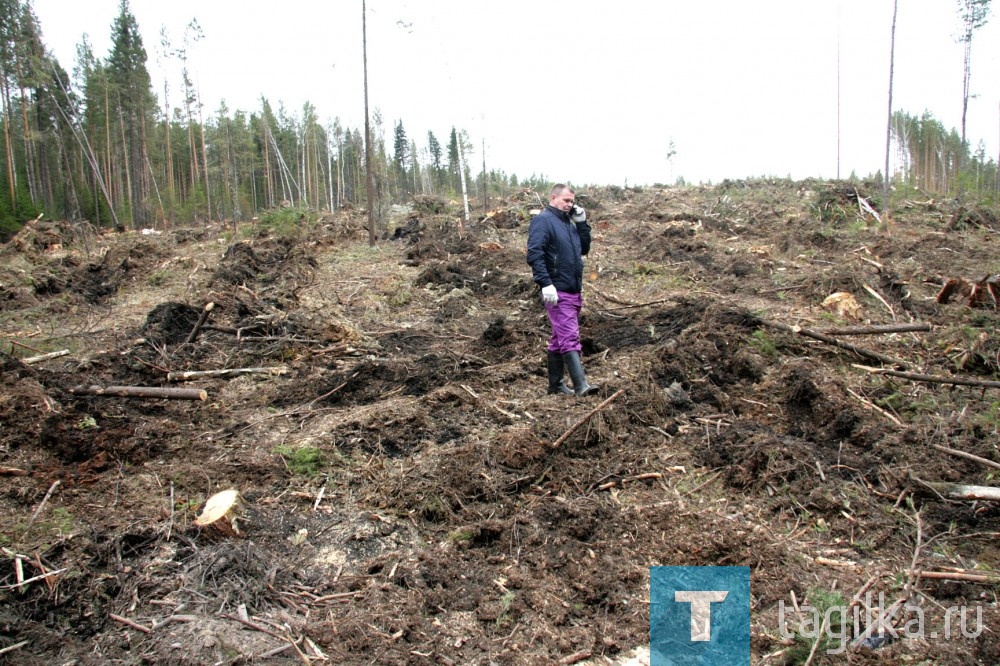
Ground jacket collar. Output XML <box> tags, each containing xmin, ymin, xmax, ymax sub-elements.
<box><xmin>546</xmin><ymin>204</ymin><xmax>570</xmax><ymax>221</ymax></box>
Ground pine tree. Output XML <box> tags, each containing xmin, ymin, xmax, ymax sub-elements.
<box><xmin>427</xmin><ymin>130</ymin><xmax>442</xmax><ymax>192</ymax></box>
<box><xmin>392</xmin><ymin>119</ymin><xmax>408</xmax><ymax>196</ymax></box>
<box><xmin>447</xmin><ymin>127</ymin><xmax>459</xmax><ymax>194</ymax></box>
<box><xmin>106</xmin><ymin>0</ymin><xmax>157</xmax><ymax>228</ymax></box>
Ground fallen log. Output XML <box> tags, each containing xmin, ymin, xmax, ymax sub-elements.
<box><xmin>166</xmin><ymin>366</ymin><xmax>288</xmax><ymax>382</ymax></box>
<box><xmin>70</xmin><ymin>385</ymin><xmax>207</xmax><ymax>401</ymax></box>
<box><xmin>852</xmin><ymin>364</ymin><xmax>1000</xmax><ymax>389</ymax></box>
<box><xmin>760</xmin><ymin>319</ymin><xmax>909</xmax><ymax>369</ymax></box>
<box><xmin>819</xmin><ymin>322</ymin><xmax>930</xmax><ymax>336</ymax></box>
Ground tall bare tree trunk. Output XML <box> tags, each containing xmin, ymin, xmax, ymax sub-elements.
<box><xmin>363</xmin><ymin>0</ymin><xmax>376</xmax><ymax>246</ymax></box>
<box><xmin>458</xmin><ymin>144</ymin><xmax>470</xmax><ymax>225</ymax></box>
<box><xmin>261</xmin><ymin>119</ymin><xmax>273</xmax><ymax>208</ymax></box>
<box><xmin>956</xmin><ymin>0</ymin><xmax>991</xmax><ymax>200</ymax></box>
<box><xmin>836</xmin><ymin>3</ymin><xmax>841</xmax><ymax>180</ymax></box>
<box><xmin>337</xmin><ymin>139</ymin><xmax>343</xmax><ymax>207</ymax></box>
<box><xmin>46</xmin><ymin>66</ymin><xmax>121</xmax><ymax>230</ymax></box>
<box><xmin>105</xmin><ymin>83</ymin><xmax>118</xmax><ymax>228</ymax></box>
<box><xmin>164</xmin><ymin>80</ymin><xmax>174</xmax><ymax>206</ymax></box>
<box><xmin>118</xmin><ymin>102</ymin><xmax>133</xmax><ymax>228</ymax></box>
<box><xmin>960</xmin><ymin>35</ymin><xmax>972</xmax><ymax>192</ymax></box>
<box><xmin>198</xmin><ymin>89</ymin><xmax>210</xmax><ymax>221</ymax></box>
<box><xmin>882</xmin><ymin>0</ymin><xmax>898</xmax><ymax>221</ymax></box>
<box><xmin>17</xmin><ymin>83</ymin><xmax>37</xmax><ymax>202</ymax></box>
<box><xmin>1</xmin><ymin>78</ymin><xmax>15</xmax><ymax>210</ymax></box>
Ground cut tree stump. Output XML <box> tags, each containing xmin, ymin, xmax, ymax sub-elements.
<box><xmin>194</xmin><ymin>489</ymin><xmax>245</xmax><ymax>536</ymax></box>
<box><xmin>936</xmin><ymin>275</ymin><xmax>999</xmax><ymax>308</ymax></box>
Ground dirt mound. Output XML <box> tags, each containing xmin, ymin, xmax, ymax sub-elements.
<box><xmin>1</xmin><ymin>182</ymin><xmax>998</xmax><ymax>665</ymax></box>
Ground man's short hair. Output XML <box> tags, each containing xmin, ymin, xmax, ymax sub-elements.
<box><xmin>550</xmin><ymin>183</ymin><xmax>574</xmax><ymax>197</ymax></box>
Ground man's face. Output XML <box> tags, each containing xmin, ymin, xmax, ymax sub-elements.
<box><xmin>550</xmin><ymin>189</ymin><xmax>575</xmax><ymax>212</ymax></box>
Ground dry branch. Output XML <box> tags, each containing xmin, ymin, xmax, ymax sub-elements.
<box><xmin>186</xmin><ymin>301</ymin><xmax>215</xmax><ymax>343</ymax></box>
<box><xmin>221</xmin><ymin>613</ymin><xmax>288</xmax><ymax>640</ymax></box>
<box><xmin>201</xmin><ymin>325</ymin><xmax>323</xmax><ymax>345</ymax></box>
<box><xmin>25</xmin><ymin>479</ymin><xmax>60</xmax><ymax>535</ymax></box>
<box><xmin>819</xmin><ymin>323</ymin><xmax>930</xmax><ymax>336</ymax></box>
<box><xmin>150</xmin><ymin>614</ymin><xmax>196</xmax><ymax>631</ymax></box>
<box><xmin>0</xmin><ymin>567</ymin><xmax>66</xmax><ymax>590</ymax></box>
<box><xmin>590</xmin><ymin>285</ymin><xmax>676</xmax><ymax>310</ymax></box>
<box><xmin>913</xmin><ymin>478</ymin><xmax>1000</xmax><ymax>501</ymax></box>
<box><xmin>237</xmin><ymin>335</ymin><xmax>322</xmax><ymax>344</ymax></box>
<box><xmin>846</xmin><ymin>388</ymin><xmax>903</xmax><ymax>427</ymax></box>
<box><xmin>760</xmin><ymin>319</ymin><xmax>908</xmax><ymax>368</ymax></box>
<box><xmin>931</xmin><ymin>443</ymin><xmax>1000</xmax><ymax>472</ymax></box>
<box><xmin>849</xmin><ymin>593</ymin><xmax>907</xmax><ymax>650</ymax></box>
<box><xmin>862</xmin><ymin>284</ymin><xmax>895</xmax><ymax>319</ymax></box>
<box><xmin>166</xmin><ymin>366</ymin><xmax>288</xmax><ymax>382</ymax></box>
<box><xmin>0</xmin><ymin>641</ymin><xmax>29</xmax><ymax>656</ymax></box>
<box><xmin>22</xmin><ymin>349</ymin><xmax>70</xmax><ymax>365</ymax></box>
<box><xmin>550</xmin><ymin>389</ymin><xmax>626</xmax><ymax>449</ymax></box>
<box><xmin>906</xmin><ymin>569</ymin><xmax>1000</xmax><ymax>583</ymax></box>
<box><xmin>109</xmin><ymin>613</ymin><xmax>151</xmax><ymax>633</ymax></box>
<box><xmin>852</xmin><ymin>364</ymin><xmax>1000</xmax><ymax>389</ymax></box>
<box><xmin>70</xmin><ymin>385</ymin><xmax>208</xmax><ymax>400</ymax></box>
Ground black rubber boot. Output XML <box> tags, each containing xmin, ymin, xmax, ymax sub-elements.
<box><xmin>562</xmin><ymin>350</ymin><xmax>600</xmax><ymax>397</ymax></box>
<box><xmin>547</xmin><ymin>351</ymin><xmax>573</xmax><ymax>395</ymax></box>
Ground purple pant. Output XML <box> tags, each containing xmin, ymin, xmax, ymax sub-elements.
<box><xmin>545</xmin><ymin>291</ymin><xmax>583</xmax><ymax>353</ymax></box>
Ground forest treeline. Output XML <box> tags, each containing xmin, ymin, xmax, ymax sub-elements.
<box><xmin>1</xmin><ymin>1</ymin><xmax>998</xmax><ymax>239</ymax></box>
<box><xmin>0</xmin><ymin>1</ymin><xmax>545</xmax><ymax>239</ymax></box>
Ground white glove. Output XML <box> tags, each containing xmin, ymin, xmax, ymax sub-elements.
<box><xmin>541</xmin><ymin>285</ymin><xmax>558</xmax><ymax>305</ymax></box>
<box><xmin>571</xmin><ymin>205</ymin><xmax>587</xmax><ymax>223</ymax></box>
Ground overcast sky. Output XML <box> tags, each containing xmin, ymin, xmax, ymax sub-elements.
<box><xmin>30</xmin><ymin>0</ymin><xmax>1000</xmax><ymax>186</ymax></box>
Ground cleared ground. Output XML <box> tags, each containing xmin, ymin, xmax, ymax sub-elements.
<box><xmin>1</xmin><ymin>179</ymin><xmax>998</xmax><ymax>664</ymax></box>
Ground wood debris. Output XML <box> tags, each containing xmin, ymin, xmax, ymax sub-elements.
<box><xmin>935</xmin><ymin>274</ymin><xmax>999</xmax><ymax>308</ymax></box>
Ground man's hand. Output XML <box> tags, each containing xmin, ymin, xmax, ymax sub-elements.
<box><xmin>541</xmin><ymin>285</ymin><xmax>558</xmax><ymax>305</ymax></box>
<box><xmin>571</xmin><ymin>205</ymin><xmax>587</xmax><ymax>223</ymax></box>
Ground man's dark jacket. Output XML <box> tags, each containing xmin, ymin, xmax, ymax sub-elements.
<box><xmin>526</xmin><ymin>205</ymin><xmax>592</xmax><ymax>294</ymax></box>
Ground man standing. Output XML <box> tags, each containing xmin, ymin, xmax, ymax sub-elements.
<box><xmin>526</xmin><ymin>184</ymin><xmax>600</xmax><ymax>397</ymax></box>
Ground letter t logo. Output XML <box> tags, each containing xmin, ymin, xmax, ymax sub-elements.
<box><xmin>674</xmin><ymin>591</ymin><xmax>729</xmax><ymax>641</ymax></box>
